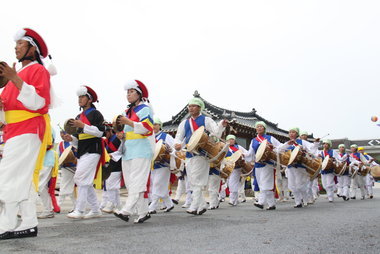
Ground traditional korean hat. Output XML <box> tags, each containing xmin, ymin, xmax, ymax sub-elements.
<box><xmin>154</xmin><ymin>117</ymin><xmax>162</xmax><ymax>127</ymax></box>
<box><xmin>124</xmin><ymin>80</ymin><xmax>149</xmax><ymax>99</ymax></box>
<box><xmin>188</xmin><ymin>97</ymin><xmax>205</xmax><ymax>111</ymax></box>
<box><xmin>76</xmin><ymin>85</ymin><xmax>98</xmax><ymax>102</ymax></box>
<box><xmin>323</xmin><ymin>139</ymin><xmax>332</xmax><ymax>147</ymax></box>
<box><xmin>226</xmin><ymin>134</ymin><xmax>236</xmax><ymax>140</ymax></box>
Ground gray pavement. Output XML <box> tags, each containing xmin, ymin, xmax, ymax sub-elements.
<box><xmin>1</xmin><ymin>189</ymin><xmax>380</xmax><ymax>254</ymax></box>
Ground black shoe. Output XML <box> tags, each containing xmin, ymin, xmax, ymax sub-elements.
<box><xmin>219</xmin><ymin>198</ymin><xmax>225</xmax><ymax>202</ymax></box>
<box><xmin>241</xmin><ymin>199</ymin><xmax>247</xmax><ymax>203</ymax></box>
<box><xmin>370</xmin><ymin>195</ymin><xmax>373</xmax><ymax>199</ymax></box>
<box><xmin>351</xmin><ymin>197</ymin><xmax>356</xmax><ymax>200</ymax></box>
<box><xmin>294</xmin><ymin>204</ymin><xmax>303</xmax><ymax>208</ymax></box>
<box><xmin>160</xmin><ymin>207</ymin><xmax>167</xmax><ymax>210</ymax></box>
<box><xmin>337</xmin><ymin>194</ymin><xmax>341</xmax><ymax>198</ymax></box>
<box><xmin>228</xmin><ymin>202</ymin><xmax>235</xmax><ymax>206</ymax></box>
<box><xmin>148</xmin><ymin>210</ymin><xmax>157</xmax><ymax>214</ymax></box>
<box><xmin>134</xmin><ymin>213</ymin><xmax>151</xmax><ymax>224</ymax></box>
<box><xmin>254</xmin><ymin>203</ymin><xmax>264</xmax><ymax>209</ymax></box>
<box><xmin>113</xmin><ymin>212</ymin><xmax>129</xmax><ymax>222</ymax></box>
<box><xmin>13</xmin><ymin>227</ymin><xmax>38</xmax><ymax>239</ymax></box>
<box><xmin>186</xmin><ymin>210</ymin><xmax>197</xmax><ymax>215</ymax></box>
<box><xmin>266</xmin><ymin>206</ymin><xmax>276</xmax><ymax>210</ymax></box>
<box><xmin>343</xmin><ymin>196</ymin><xmax>349</xmax><ymax>201</ymax></box>
<box><xmin>197</xmin><ymin>208</ymin><xmax>207</xmax><ymax>215</ymax></box>
<box><xmin>164</xmin><ymin>206</ymin><xmax>174</xmax><ymax>213</ymax></box>
<box><xmin>172</xmin><ymin>199</ymin><xmax>179</xmax><ymax>205</ymax></box>
<box><xmin>0</xmin><ymin>231</ymin><xmax>13</xmax><ymax>240</ymax></box>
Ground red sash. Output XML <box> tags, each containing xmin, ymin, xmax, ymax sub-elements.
<box><xmin>79</xmin><ymin>112</ymin><xmax>91</xmax><ymax>125</ymax></box>
<box><xmin>189</xmin><ymin>117</ymin><xmax>199</xmax><ymax>132</ymax></box>
<box><xmin>229</xmin><ymin>145</ymin><xmax>239</xmax><ymax>152</ymax></box>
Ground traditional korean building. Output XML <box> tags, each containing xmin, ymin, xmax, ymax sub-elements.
<box><xmin>162</xmin><ymin>90</ymin><xmax>289</xmax><ymax>149</ymax></box>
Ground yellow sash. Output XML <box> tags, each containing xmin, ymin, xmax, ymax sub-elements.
<box><xmin>78</xmin><ymin>133</ymin><xmax>97</xmax><ymax>140</ymax></box>
<box><xmin>5</xmin><ymin>110</ymin><xmax>52</xmax><ymax>192</ymax></box>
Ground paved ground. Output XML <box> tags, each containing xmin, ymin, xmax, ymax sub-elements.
<box><xmin>1</xmin><ymin>188</ymin><xmax>380</xmax><ymax>254</ymax></box>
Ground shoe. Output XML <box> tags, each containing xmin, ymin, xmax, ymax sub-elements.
<box><xmin>182</xmin><ymin>204</ymin><xmax>190</xmax><ymax>208</ymax></box>
<box><xmin>186</xmin><ymin>209</ymin><xmax>197</xmax><ymax>215</ymax></box>
<box><xmin>228</xmin><ymin>202</ymin><xmax>236</xmax><ymax>206</ymax></box>
<box><xmin>84</xmin><ymin>210</ymin><xmax>102</xmax><ymax>219</ymax></box>
<box><xmin>148</xmin><ymin>210</ymin><xmax>157</xmax><ymax>214</ymax></box>
<box><xmin>13</xmin><ymin>227</ymin><xmax>38</xmax><ymax>239</ymax></box>
<box><xmin>361</xmin><ymin>196</ymin><xmax>365</xmax><ymax>200</ymax></box>
<box><xmin>351</xmin><ymin>197</ymin><xmax>356</xmax><ymax>200</ymax></box>
<box><xmin>67</xmin><ymin>210</ymin><xmax>84</xmax><ymax>219</ymax></box>
<box><xmin>160</xmin><ymin>207</ymin><xmax>167</xmax><ymax>210</ymax></box>
<box><xmin>37</xmin><ymin>211</ymin><xmax>55</xmax><ymax>219</ymax></box>
<box><xmin>294</xmin><ymin>204</ymin><xmax>303</xmax><ymax>208</ymax></box>
<box><xmin>328</xmin><ymin>200</ymin><xmax>333</xmax><ymax>203</ymax></box>
<box><xmin>219</xmin><ymin>198</ymin><xmax>225</xmax><ymax>202</ymax></box>
<box><xmin>337</xmin><ymin>194</ymin><xmax>341</xmax><ymax>198</ymax></box>
<box><xmin>266</xmin><ymin>206</ymin><xmax>276</xmax><ymax>210</ymax></box>
<box><xmin>370</xmin><ymin>195</ymin><xmax>373</xmax><ymax>199</ymax></box>
<box><xmin>343</xmin><ymin>196</ymin><xmax>349</xmax><ymax>201</ymax></box>
<box><xmin>134</xmin><ymin>213</ymin><xmax>151</xmax><ymax>224</ymax></box>
<box><xmin>0</xmin><ymin>231</ymin><xmax>13</xmax><ymax>240</ymax></box>
<box><xmin>113</xmin><ymin>211</ymin><xmax>129</xmax><ymax>222</ymax></box>
<box><xmin>101</xmin><ymin>202</ymin><xmax>115</xmax><ymax>213</ymax></box>
<box><xmin>254</xmin><ymin>203</ymin><xmax>264</xmax><ymax>209</ymax></box>
<box><xmin>164</xmin><ymin>206</ymin><xmax>174</xmax><ymax>213</ymax></box>
<box><xmin>197</xmin><ymin>208</ymin><xmax>207</xmax><ymax>215</ymax></box>
<box><xmin>241</xmin><ymin>199</ymin><xmax>247</xmax><ymax>203</ymax></box>
<box><xmin>208</xmin><ymin>206</ymin><xmax>218</xmax><ymax>210</ymax></box>
<box><xmin>172</xmin><ymin>199</ymin><xmax>179</xmax><ymax>205</ymax></box>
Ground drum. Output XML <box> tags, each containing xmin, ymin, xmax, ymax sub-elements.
<box><xmin>0</xmin><ymin>62</ymin><xmax>9</xmax><ymax>88</ymax></box>
<box><xmin>370</xmin><ymin>165</ymin><xmax>380</xmax><ymax>179</ymax></box>
<box><xmin>187</xmin><ymin>126</ymin><xmax>228</xmax><ymax>165</ymax></box>
<box><xmin>289</xmin><ymin>146</ymin><xmax>321</xmax><ymax>179</ymax></box>
<box><xmin>170</xmin><ymin>151</ymin><xmax>186</xmax><ymax>173</ymax></box>
<box><xmin>321</xmin><ymin>155</ymin><xmax>335</xmax><ymax>170</ymax></box>
<box><xmin>255</xmin><ymin>139</ymin><xmax>276</xmax><ymax>163</ymax></box>
<box><xmin>58</xmin><ymin>145</ymin><xmax>77</xmax><ymax>166</ymax></box>
<box><xmin>153</xmin><ymin>139</ymin><xmax>171</xmax><ymax>163</ymax></box>
<box><xmin>112</xmin><ymin>115</ymin><xmax>124</xmax><ymax>132</ymax></box>
<box><xmin>334</xmin><ymin>162</ymin><xmax>347</xmax><ymax>176</ymax></box>
<box><xmin>235</xmin><ymin>155</ymin><xmax>253</xmax><ymax>176</ymax></box>
<box><xmin>64</xmin><ymin>119</ymin><xmax>77</xmax><ymax>135</ymax></box>
<box><xmin>220</xmin><ymin>162</ymin><xmax>235</xmax><ymax>179</ymax></box>
<box><xmin>361</xmin><ymin>166</ymin><xmax>370</xmax><ymax>176</ymax></box>
<box><xmin>279</xmin><ymin>150</ymin><xmax>291</xmax><ymax>166</ymax></box>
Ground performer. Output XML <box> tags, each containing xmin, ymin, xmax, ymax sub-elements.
<box><xmin>65</xmin><ymin>85</ymin><xmax>105</xmax><ymax>219</ymax></box>
<box><xmin>148</xmin><ymin>117</ymin><xmax>175</xmax><ymax>214</ymax></box>
<box><xmin>358</xmin><ymin>147</ymin><xmax>376</xmax><ymax>199</ymax></box>
<box><xmin>101</xmin><ymin>129</ymin><xmax>123</xmax><ymax>213</ymax></box>
<box><xmin>208</xmin><ymin>164</ymin><xmax>222</xmax><ymax>209</ymax></box>
<box><xmin>276</xmin><ymin>164</ymin><xmax>290</xmax><ymax>202</ymax></box>
<box><xmin>335</xmin><ymin>144</ymin><xmax>351</xmax><ymax>201</ymax></box>
<box><xmin>0</xmin><ymin>28</ymin><xmax>53</xmax><ymax>239</ymax></box>
<box><xmin>245</xmin><ymin>121</ymin><xmax>282</xmax><ymax>210</ymax></box>
<box><xmin>172</xmin><ymin>169</ymin><xmax>193</xmax><ymax>208</ymax></box>
<box><xmin>349</xmin><ymin>144</ymin><xmax>366</xmax><ymax>200</ymax></box>
<box><xmin>113</xmin><ymin>80</ymin><xmax>154</xmax><ymax>224</ymax></box>
<box><xmin>281</xmin><ymin>127</ymin><xmax>319</xmax><ymax>208</ymax></box>
<box><xmin>37</xmin><ymin>130</ymin><xmax>60</xmax><ymax>218</ymax></box>
<box><xmin>318</xmin><ymin>140</ymin><xmax>339</xmax><ymax>202</ymax></box>
<box><xmin>225</xmin><ymin>135</ymin><xmax>248</xmax><ymax>206</ymax></box>
<box><xmin>299</xmin><ymin>131</ymin><xmax>315</xmax><ymax>204</ymax></box>
<box><xmin>57</xmin><ymin>131</ymin><xmax>77</xmax><ymax>211</ymax></box>
<box><xmin>174</xmin><ymin>97</ymin><xmax>226</xmax><ymax>215</ymax></box>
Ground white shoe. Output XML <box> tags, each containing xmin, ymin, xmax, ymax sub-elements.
<box><xmin>38</xmin><ymin>211</ymin><xmax>55</xmax><ymax>219</ymax></box>
<box><xmin>101</xmin><ymin>202</ymin><xmax>115</xmax><ymax>213</ymax></box>
<box><xmin>182</xmin><ymin>203</ymin><xmax>190</xmax><ymax>208</ymax></box>
<box><xmin>84</xmin><ymin>210</ymin><xmax>102</xmax><ymax>219</ymax></box>
<box><xmin>67</xmin><ymin>210</ymin><xmax>84</xmax><ymax>219</ymax></box>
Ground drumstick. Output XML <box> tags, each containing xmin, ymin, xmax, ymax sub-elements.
<box><xmin>319</xmin><ymin>133</ymin><xmax>330</xmax><ymax>139</ymax></box>
<box><xmin>57</xmin><ymin>123</ymin><xmax>66</xmax><ymax>134</ymax></box>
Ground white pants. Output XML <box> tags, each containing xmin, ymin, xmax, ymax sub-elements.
<box><xmin>59</xmin><ymin>167</ymin><xmax>76</xmax><ymax>207</ymax></box>
<box><xmin>350</xmin><ymin>175</ymin><xmax>366</xmax><ymax>198</ymax></box>
<box><xmin>238</xmin><ymin>177</ymin><xmax>246</xmax><ymax>200</ymax></box>
<box><xmin>321</xmin><ymin>173</ymin><xmax>335</xmax><ymax>201</ymax></box>
<box><xmin>287</xmin><ymin>167</ymin><xmax>309</xmax><ymax>205</ymax></box>
<box><xmin>0</xmin><ymin>134</ymin><xmax>41</xmax><ymax>233</ymax></box>
<box><xmin>256</xmin><ymin>165</ymin><xmax>275</xmax><ymax>207</ymax></box>
<box><xmin>38</xmin><ymin>166</ymin><xmax>53</xmax><ymax>213</ymax></box>
<box><xmin>336</xmin><ymin>176</ymin><xmax>343</xmax><ymax>196</ymax></box>
<box><xmin>276</xmin><ymin>174</ymin><xmax>289</xmax><ymax>200</ymax></box>
<box><xmin>186</xmin><ymin>156</ymin><xmax>209</xmax><ymax>212</ymax></box>
<box><xmin>338</xmin><ymin>175</ymin><xmax>351</xmax><ymax>198</ymax></box>
<box><xmin>102</xmin><ymin>171</ymin><xmax>121</xmax><ymax>207</ymax></box>
<box><xmin>365</xmin><ymin>174</ymin><xmax>374</xmax><ymax>196</ymax></box>
<box><xmin>149</xmin><ymin>167</ymin><xmax>173</xmax><ymax>211</ymax></box>
<box><xmin>207</xmin><ymin>174</ymin><xmax>221</xmax><ymax>207</ymax></box>
<box><xmin>312</xmin><ymin>178</ymin><xmax>319</xmax><ymax>198</ymax></box>
<box><xmin>229</xmin><ymin>168</ymin><xmax>242</xmax><ymax>205</ymax></box>
<box><xmin>121</xmin><ymin>158</ymin><xmax>150</xmax><ymax>216</ymax></box>
<box><xmin>174</xmin><ymin>176</ymin><xmax>192</xmax><ymax>205</ymax></box>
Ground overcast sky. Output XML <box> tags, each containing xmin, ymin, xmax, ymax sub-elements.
<box><xmin>1</xmin><ymin>0</ymin><xmax>380</xmax><ymax>141</ymax></box>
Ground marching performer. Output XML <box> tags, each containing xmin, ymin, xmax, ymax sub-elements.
<box><xmin>358</xmin><ymin>147</ymin><xmax>376</xmax><ymax>199</ymax></box>
<box><xmin>349</xmin><ymin>144</ymin><xmax>366</xmax><ymax>200</ymax></box>
<box><xmin>174</xmin><ymin>97</ymin><xmax>226</xmax><ymax>215</ymax></box>
<box><xmin>281</xmin><ymin>127</ymin><xmax>319</xmax><ymax>208</ymax></box>
<box><xmin>299</xmin><ymin>131</ymin><xmax>315</xmax><ymax>204</ymax></box>
<box><xmin>335</xmin><ymin>144</ymin><xmax>351</xmax><ymax>201</ymax></box>
<box><xmin>57</xmin><ymin>131</ymin><xmax>77</xmax><ymax>211</ymax></box>
<box><xmin>148</xmin><ymin>117</ymin><xmax>175</xmax><ymax>214</ymax></box>
<box><xmin>37</xmin><ymin>131</ymin><xmax>60</xmax><ymax>219</ymax></box>
<box><xmin>0</xmin><ymin>28</ymin><xmax>53</xmax><ymax>239</ymax></box>
<box><xmin>245</xmin><ymin>121</ymin><xmax>282</xmax><ymax>210</ymax></box>
<box><xmin>113</xmin><ymin>80</ymin><xmax>154</xmax><ymax>224</ymax></box>
<box><xmin>172</xmin><ymin>169</ymin><xmax>193</xmax><ymax>208</ymax></box>
<box><xmin>225</xmin><ymin>135</ymin><xmax>248</xmax><ymax>206</ymax></box>
<box><xmin>208</xmin><ymin>164</ymin><xmax>222</xmax><ymax>209</ymax></box>
<box><xmin>318</xmin><ymin>140</ymin><xmax>339</xmax><ymax>202</ymax></box>
<box><xmin>101</xmin><ymin>129</ymin><xmax>123</xmax><ymax>213</ymax></box>
<box><xmin>65</xmin><ymin>85</ymin><xmax>105</xmax><ymax>219</ymax></box>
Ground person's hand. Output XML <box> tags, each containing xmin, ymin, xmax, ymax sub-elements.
<box><xmin>63</xmin><ymin>134</ymin><xmax>73</xmax><ymax>141</ymax></box>
<box><xmin>175</xmin><ymin>143</ymin><xmax>182</xmax><ymax>151</ymax></box>
<box><xmin>69</xmin><ymin>119</ymin><xmax>85</xmax><ymax>129</ymax></box>
<box><xmin>0</xmin><ymin>62</ymin><xmax>18</xmax><ymax>81</ymax></box>
<box><xmin>118</xmin><ymin>116</ymin><xmax>129</xmax><ymax>125</ymax></box>
<box><xmin>0</xmin><ymin>98</ymin><xmax>3</xmax><ymax>111</ymax></box>
<box><xmin>221</xmin><ymin>119</ymin><xmax>229</xmax><ymax>127</ymax></box>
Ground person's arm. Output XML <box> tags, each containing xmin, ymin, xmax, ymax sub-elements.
<box><xmin>174</xmin><ymin>120</ymin><xmax>186</xmax><ymax>150</ymax></box>
<box><xmin>205</xmin><ymin>117</ymin><xmax>226</xmax><ymax>139</ymax></box>
<box><xmin>244</xmin><ymin>139</ymin><xmax>256</xmax><ymax>163</ymax></box>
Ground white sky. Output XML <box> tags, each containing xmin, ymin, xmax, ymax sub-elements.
<box><xmin>1</xmin><ymin>0</ymin><xmax>380</xmax><ymax>141</ymax></box>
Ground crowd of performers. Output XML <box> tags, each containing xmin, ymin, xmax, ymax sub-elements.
<box><xmin>0</xmin><ymin>28</ymin><xmax>378</xmax><ymax>240</ymax></box>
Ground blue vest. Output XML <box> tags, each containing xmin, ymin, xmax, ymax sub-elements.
<box><xmin>339</xmin><ymin>153</ymin><xmax>350</xmax><ymax>175</ymax></box>
<box><xmin>321</xmin><ymin>149</ymin><xmax>334</xmax><ymax>174</ymax></box>
<box><xmin>251</xmin><ymin>134</ymin><xmax>274</xmax><ymax>168</ymax></box>
<box><xmin>287</xmin><ymin>139</ymin><xmax>305</xmax><ymax>169</ymax></box>
<box><xmin>209</xmin><ymin>167</ymin><xmax>221</xmax><ymax>176</ymax></box>
<box><xmin>184</xmin><ymin>115</ymin><xmax>206</xmax><ymax>158</ymax></box>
